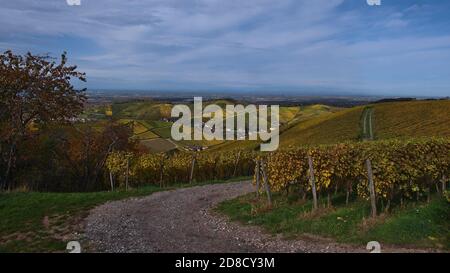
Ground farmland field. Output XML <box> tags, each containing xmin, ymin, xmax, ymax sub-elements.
<box><xmin>140</xmin><ymin>138</ymin><xmax>177</xmax><ymax>153</ymax></box>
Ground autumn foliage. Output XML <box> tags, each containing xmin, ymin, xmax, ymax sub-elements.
<box><xmin>260</xmin><ymin>138</ymin><xmax>449</xmax><ymax>208</ymax></box>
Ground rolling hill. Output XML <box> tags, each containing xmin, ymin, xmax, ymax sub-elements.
<box><xmin>85</xmin><ymin>99</ymin><xmax>450</xmax><ymax>152</ymax></box>
<box><xmin>279</xmin><ymin>100</ymin><xmax>450</xmax><ymax>147</ymax></box>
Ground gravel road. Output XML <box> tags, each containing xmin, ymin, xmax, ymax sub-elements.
<box><xmin>84</xmin><ymin>181</ymin><xmax>430</xmax><ymax>253</ymax></box>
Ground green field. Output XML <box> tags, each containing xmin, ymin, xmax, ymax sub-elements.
<box><xmin>131</xmin><ymin>130</ymin><xmax>159</xmax><ymax>140</ymax></box>
<box><xmin>141</xmin><ymin>138</ymin><xmax>177</xmax><ymax>153</ymax></box>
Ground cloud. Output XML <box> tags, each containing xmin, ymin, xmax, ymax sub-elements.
<box><xmin>1</xmin><ymin>0</ymin><xmax>450</xmax><ymax>96</ymax></box>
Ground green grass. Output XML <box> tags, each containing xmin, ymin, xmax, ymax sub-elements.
<box><xmin>216</xmin><ymin>193</ymin><xmax>449</xmax><ymax>249</ymax></box>
<box><xmin>0</xmin><ymin>176</ymin><xmax>251</xmax><ymax>253</ymax></box>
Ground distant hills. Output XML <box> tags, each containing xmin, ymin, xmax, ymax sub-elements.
<box><xmin>83</xmin><ymin>98</ymin><xmax>450</xmax><ymax>153</ymax></box>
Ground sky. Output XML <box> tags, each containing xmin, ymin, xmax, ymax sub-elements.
<box><xmin>1</xmin><ymin>0</ymin><xmax>450</xmax><ymax>97</ymax></box>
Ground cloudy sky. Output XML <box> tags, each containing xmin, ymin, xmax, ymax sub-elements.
<box><xmin>1</xmin><ymin>0</ymin><xmax>450</xmax><ymax>97</ymax></box>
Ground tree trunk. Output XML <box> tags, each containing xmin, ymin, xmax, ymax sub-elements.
<box><xmin>385</xmin><ymin>199</ymin><xmax>391</xmax><ymax>212</ymax></box>
<box><xmin>442</xmin><ymin>176</ymin><xmax>447</xmax><ymax>193</ymax></box>
<box><xmin>346</xmin><ymin>189</ymin><xmax>350</xmax><ymax>205</ymax></box>
<box><xmin>327</xmin><ymin>192</ymin><xmax>331</xmax><ymax>208</ymax></box>
<box><xmin>307</xmin><ymin>155</ymin><xmax>318</xmax><ymax>211</ymax></box>
<box><xmin>2</xmin><ymin>142</ymin><xmax>16</xmax><ymax>191</ymax></box>
<box><xmin>81</xmin><ymin>129</ymin><xmax>93</xmax><ymax>191</ymax></box>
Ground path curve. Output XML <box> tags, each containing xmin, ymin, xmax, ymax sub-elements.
<box><xmin>84</xmin><ymin>181</ymin><xmax>426</xmax><ymax>253</ymax></box>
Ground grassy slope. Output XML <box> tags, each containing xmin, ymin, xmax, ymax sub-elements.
<box><xmin>216</xmin><ymin>193</ymin><xmax>450</xmax><ymax>249</ymax></box>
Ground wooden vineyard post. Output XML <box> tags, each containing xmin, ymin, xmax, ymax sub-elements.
<box><xmin>159</xmin><ymin>159</ymin><xmax>165</xmax><ymax>188</ymax></box>
<box><xmin>125</xmin><ymin>157</ymin><xmax>130</xmax><ymax>191</ymax></box>
<box><xmin>189</xmin><ymin>153</ymin><xmax>196</xmax><ymax>184</ymax></box>
<box><xmin>365</xmin><ymin>159</ymin><xmax>377</xmax><ymax>218</ymax></box>
<box><xmin>255</xmin><ymin>159</ymin><xmax>260</xmax><ymax>198</ymax></box>
<box><xmin>109</xmin><ymin>171</ymin><xmax>114</xmax><ymax>191</ymax></box>
<box><xmin>260</xmin><ymin>159</ymin><xmax>272</xmax><ymax>207</ymax></box>
<box><xmin>307</xmin><ymin>155</ymin><xmax>318</xmax><ymax>211</ymax></box>
<box><xmin>232</xmin><ymin>150</ymin><xmax>241</xmax><ymax>177</ymax></box>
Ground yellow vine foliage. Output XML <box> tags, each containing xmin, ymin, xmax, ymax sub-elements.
<box><xmin>256</xmin><ymin>138</ymin><xmax>450</xmax><ymax>203</ymax></box>
<box><xmin>106</xmin><ymin>138</ymin><xmax>449</xmax><ymax>203</ymax></box>
<box><xmin>106</xmin><ymin>149</ymin><xmax>256</xmax><ymax>187</ymax></box>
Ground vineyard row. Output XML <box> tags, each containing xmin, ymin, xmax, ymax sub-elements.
<box><xmin>106</xmin><ymin>138</ymin><xmax>450</xmax><ymax>209</ymax></box>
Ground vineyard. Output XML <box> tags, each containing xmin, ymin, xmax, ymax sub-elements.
<box><xmin>106</xmin><ymin>150</ymin><xmax>256</xmax><ymax>188</ymax></box>
<box><xmin>279</xmin><ymin>100</ymin><xmax>450</xmax><ymax>147</ymax></box>
<box><xmin>106</xmin><ymin>137</ymin><xmax>449</xmax><ymax>215</ymax></box>
<box><xmin>259</xmin><ymin>138</ymin><xmax>449</xmax><ymax>213</ymax></box>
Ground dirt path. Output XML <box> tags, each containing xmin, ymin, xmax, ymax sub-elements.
<box><xmin>362</xmin><ymin>107</ymin><xmax>374</xmax><ymax>140</ymax></box>
<box><xmin>84</xmin><ymin>181</ymin><xmax>428</xmax><ymax>253</ymax></box>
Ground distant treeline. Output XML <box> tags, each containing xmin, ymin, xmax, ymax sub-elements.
<box><xmin>374</xmin><ymin>98</ymin><xmax>416</xmax><ymax>104</ymax></box>
<box><xmin>374</xmin><ymin>97</ymin><xmax>449</xmax><ymax>104</ymax></box>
